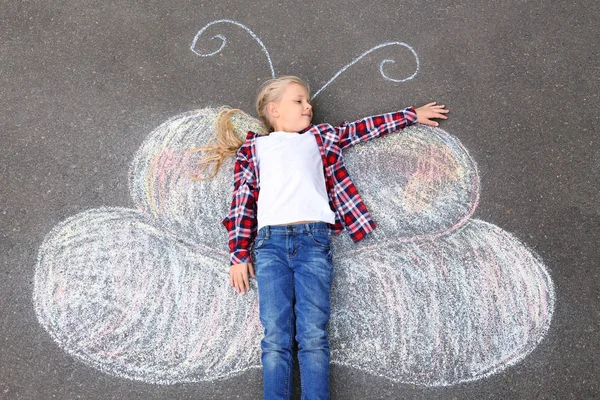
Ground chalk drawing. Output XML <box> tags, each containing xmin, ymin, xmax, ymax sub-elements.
<box><xmin>129</xmin><ymin>109</ymin><xmax>264</xmax><ymax>250</ymax></box>
<box><xmin>34</xmin><ymin>207</ymin><xmax>263</xmax><ymax>383</ymax></box>
<box><xmin>329</xmin><ymin>219</ymin><xmax>554</xmax><ymax>386</ymax></box>
<box><xmin>190</xmin><ymin>19</ymin><xmax>276</xmax><ymax>79</ymax></box>
<box><xmin>343</xmin><ymin>124</ymin><xmax>479</xmax><ymax>243</ymax></box>
<box><xmin>310</xmin><ymin>42</ymin><xmax>419</xmax><ymax>100</ymax></box>
<box><xmin>34</xmin><ymin>108</ymin><xmax>555</xmax><ymax>386</ymax></box>
<box><xmin>190</xmin><ymin>19</ymin><xmax>419</xmax><ymax>101</ymax></box>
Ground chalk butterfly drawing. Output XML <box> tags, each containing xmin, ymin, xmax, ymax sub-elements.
<box><xmin>33</xmin><ymin>20</ymin><xmax>554</xmax><ymax>386</ymax></box>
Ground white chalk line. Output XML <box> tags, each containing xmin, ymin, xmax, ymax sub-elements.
<box><xmin>33</xmin><ymin>110</ymin><xmax>554</xmax><ymax>385</ymax></box>
<box><xmin>343</xmin><ymin>124</ymin><xmax>480</xmax><ymax>247</ymax></box>
<box><xmin>190</xmin><ymin>19</ymin><xmax>419</xmax><ymax>101</ymax></box>
<box><xmin>190</xmin><ymin>19</ymin><xmax>276</xmax><ymax>78</ymax></box>
<box><xmin>311</xmin><ymin>42</ymin><xmax>419</xmax><ymax>100</ymax></box>
<box><xmin>34</xmin><ymin>207</ymin><xmax>263</xmax><ymax>383</ymax></box>
<box><xmin>328</xmin><ymin>218</ymin><xmax>555</xmax><ymax>386</ymax></box>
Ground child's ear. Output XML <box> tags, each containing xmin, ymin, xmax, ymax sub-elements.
<box><xmin>267</xmin><ymin>102</ymin><xmax>279</xmax><ymax>118</ymax></box>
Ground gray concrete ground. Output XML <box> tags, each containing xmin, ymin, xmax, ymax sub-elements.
<box><xmin>1</xmin><ymin>0</ymin><xmax>598</xmax><ymax>398</ymax></box>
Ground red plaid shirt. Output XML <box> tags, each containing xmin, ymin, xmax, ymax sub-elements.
<box><xmin>221</xmin><ymin>107</ymin><xmax>418</xmax><ymax>266</ymax></box>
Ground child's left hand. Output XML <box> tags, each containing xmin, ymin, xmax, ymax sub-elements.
<box><xmin>415</xmin><ymin>102</ymin><xmax>449</xmax><ymax>127</ymax></box>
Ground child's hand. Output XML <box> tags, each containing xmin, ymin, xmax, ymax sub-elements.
<box><xmin>230</xmin><ymin>262</ymin><xmax>255</xmax><ymax>295</ymax></box>
<box><xmin>415</xmin><ymin>102</ymin><xmax>449</xmax><ymax>127</ymax></box>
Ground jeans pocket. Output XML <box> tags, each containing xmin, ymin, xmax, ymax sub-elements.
<box><xmin>254</xmin><ymin>237</ymin><xmax>265</xmax><ymax>250</ymax></box>
<box><xmin>253</xmin><ymin>232</ymin><xmax>268</xmax><ymax>250</ymax></box>
<box><xmin>308</xmin><ymin>230</ymin><xmax>331</xmax><ymax>249</ymax></box>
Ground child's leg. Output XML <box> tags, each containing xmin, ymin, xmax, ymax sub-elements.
<box><xmin>293</xmin><ymin>226</ymin><xmax>334</xmax><ymax>399</ymax></box>
<box><xmin>255</xmin><ymin>229</ymin><xmax>295</xmax><ymax>400</ymax></box>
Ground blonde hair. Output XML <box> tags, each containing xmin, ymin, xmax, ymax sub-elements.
<box><xmin>189</xmin><ymin>75</ymin><xmax>310</xmax><ymax>181</ymax></box>
<box><xmin>255</xmin><ymin>75</ymin><xmax>310</xmax><ymax>132</ymax></box>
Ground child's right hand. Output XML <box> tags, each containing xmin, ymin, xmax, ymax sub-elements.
<box><xmin>230</xmin><ymin>262</ymin><xmax>255</xmax><ymax>295</ymax></box>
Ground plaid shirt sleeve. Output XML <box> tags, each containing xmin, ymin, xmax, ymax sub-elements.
<box><xmin>221</xmin><ymin>144</ymin><xmax>258</xmax><ymax>267</ymax></box>
<box><xmin>334</xmin><ymin>107</ymin><xmax>418</xmax><ymax>150</ymax></box>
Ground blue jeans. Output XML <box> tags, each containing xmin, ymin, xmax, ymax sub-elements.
<box><xmin>252</xmin><ymin>221</ymin><xmax>333</xmax><ymax>400</ymax></box>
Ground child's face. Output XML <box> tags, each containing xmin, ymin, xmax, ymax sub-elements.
<box><xmin>268</xmin><ymin>83</ymin><xmax>313</xmax><ymax>132</ymax></box>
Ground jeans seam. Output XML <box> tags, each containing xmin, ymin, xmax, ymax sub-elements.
<box><xmin>308</xmin><ymin>232</ymin><xmax>331</xmax><ymax>249</ymax></box>
<box><xmin>299</xmin><ymin>355</ymin><xmax>305</xmax><ymax>400</ymax></box>
<box><xmin>257</xmin><ymin>226</ymin><xmax>331</xmax><ymax>399</ymax></box>
<box><xmin>285</xmin><ymin>272</ymin><xmax>295</xmax><ymax>399</ymax></box>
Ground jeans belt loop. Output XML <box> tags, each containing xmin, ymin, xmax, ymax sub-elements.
<box><xmin>265</xmin><ymin>225</ymin><xmax>270</xmax><ymax>239</ymax></box>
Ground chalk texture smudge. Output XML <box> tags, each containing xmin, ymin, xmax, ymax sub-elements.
<box><xmin>33</xmin><ymin>108</ymin><xmax>554</xmax><ymax>386</ymax></box>
<box><xmin>34</xmin><ymin>207</ymin><xmax>262</xmax><ymax>383</ymax></box>
<box><xmin>330</xmin><ymin>218</ymin><xmax>554</xmax><ymax>386</ymax></box>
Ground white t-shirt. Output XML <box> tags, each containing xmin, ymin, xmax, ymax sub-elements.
<box><xmin>254</xmin><ymin>131</ymin><xmax>336</xmax><ymax>232</ymax></box>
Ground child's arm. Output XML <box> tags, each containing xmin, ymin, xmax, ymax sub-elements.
<box><xmin>333</xmin><ymin>103</ymin><xmax>448</xmax><ymax>150</ymax></box>
<box><xmin>221</xmin><ymin>145</ymin><xmax>257</xmax><ymax>294</ymax></box>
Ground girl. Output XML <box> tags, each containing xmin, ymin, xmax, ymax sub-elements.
<box><xmin>191</xmin><ymin>76</ymin><xmax>448</xmax><ymax>399</ymax></box>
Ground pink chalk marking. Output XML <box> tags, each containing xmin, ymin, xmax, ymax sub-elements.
<box><xmin>104</xmin><ymin>349</ymin><xmax>127</xmax><ymax>360</ymax></box>
<box><xmin>350</xmin><ymin>155</ymin><xmax>478</xmax><ymax>253</ymax></box>
<box><xmin>96</xmin><ymin>311</ymin><xmax>127</xmax><ymax>340</ymax></box>
<box><xmin>470</xmin><ymin>242</ymin><xmax>502</xmax><ymax>325</ymax></box>
<box><xmin>516</xmin><ymin>239</ymin><xmax>549</xmax><ymax>329</ymax></box>
<box><xmin>155</xmin><ymin>148</ymin><xmax>179</xmax><ymax>215</ymax></box>
<box><xmin>189</xmin><ymin>288</ymin><xmax>226</xmax><ymax>361</ymax></box>
<box><xmin>148</xmin><ymin>154</ymin><xmax>160</xmax><ymax>215</ymax></box>
<box><xmin>423</xmin><ymin>251</ymin><xmax>442</xmax><ymax>368</ymax></box>
<box><xmin>181</xmin><ymin>150</ymin><xmax>194</xmax><ymax>197</ymax></box>
<box><xmin>502</xmin><ymin>237</ymin><xmax>536</xmax><ymax>335</ymax></box>
<box><xmin>371</xmin><ymin>264</ymin><xmax>394</xmax><ymax>335</ymax></box>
